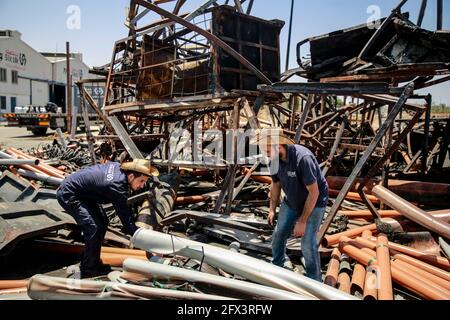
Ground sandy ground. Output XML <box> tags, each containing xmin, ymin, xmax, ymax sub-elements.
<box><xmin>0</xmin><ymin>124</ymin><xmax>99</xmax><ymax>151</ymax></box>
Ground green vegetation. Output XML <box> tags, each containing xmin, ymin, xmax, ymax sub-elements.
<box><xmin>431</xmin><ymin>103</ymin><xmax>450</xmax><ymax>114</ymax></box>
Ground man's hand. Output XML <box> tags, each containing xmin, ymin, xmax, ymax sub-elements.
<box><xmin>268</xmin><ymin>209</ymin><xmax>276</xmax><ymax>226</ymax></box>
<box><xmin>293</xmin><ymin>220</ymin><xmax>306</xmax><ymax>237</ymax></box>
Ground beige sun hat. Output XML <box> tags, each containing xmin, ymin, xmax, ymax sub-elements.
<box><xmin>252</xmin><ymin>128</ymin><xmax>295</xmax><ymax>146</ymax></box>
<box><xmin>120</xmin><ymin>159</ymin><xmax>159</xmax><ymax>177</ymax></box>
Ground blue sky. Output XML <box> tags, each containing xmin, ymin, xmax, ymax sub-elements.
<box><xmin>1</xmin><ymin>0</ymin><xmax>449</xmax><ymax>103</ymax></box>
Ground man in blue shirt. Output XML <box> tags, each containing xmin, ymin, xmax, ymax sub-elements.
<box><xmin>256</xmin><ymin>129</ymin><xmax>328</xmax><ymax>281</ymax></box>
<box><xmin>56</xmin><ymin>159</ymin><xmax>159</xmax><ymax>278</ymax></box>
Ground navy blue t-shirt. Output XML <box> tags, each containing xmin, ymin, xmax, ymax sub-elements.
<box><xmin>58</xmin><ymin>162</ymin><xmax>137</xmax><ymax>235</ymax></box>
<box><xmin>271</xmin><ymin>145</ymin><xmax>328</xmax><ymax>214</ymax></box>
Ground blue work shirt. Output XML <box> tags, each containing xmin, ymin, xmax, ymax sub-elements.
<box><xmin>58</xmin><ymin>162</ymin><xmax>137</xmax><ymax>235</ymax></box>
<box><xmin>271</xmin><ymin>145</ymin><xmax>328</xmax><ymax>215</ymax></box>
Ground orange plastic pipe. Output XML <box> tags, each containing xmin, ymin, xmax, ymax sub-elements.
<box><xmin>31</xmin><ymin>241</ymin><xmax>148</xmax><ymax>257</ymax></box>
<box><xmin>324</xmin><ymin>248</ymin><xmax>341</xmax><ymax>287</ymax></box>
<box><xmin>350</xmin><ymin>263</ymin><xmax>366</xmax><ymax>295</ymax></box>
<box><xmin>368</xmin><ymin>236</ymin><xmax>450</xmax><ymax>271</ymax></box>
<box><xmin>8</xmin><ymin>148</ymin><xmax>66</xmax><ymax>178</ymax></box>
<box><xmin>393</xmin><ymin>253</ymin><xmax>450</xmax><ymax>282</ymax></box>
<box><xmin>363</xmin><ymin>270</ymin><xmax>378</xmax><ymax>300</ymax></box>
<box><xmin>329</xmin><ymin>189</ymin><xmax>380</xmax><ymax>203</ymax></box>
<box><xmin>376</xmin><ymin>234</ymin><xmax>393</xmax><ymax>300</ymax></box>
<box><xmin>322</xmin><ymin>223</ymin><xmax>377</xmax><ymax>247</ymax></box>
<box><xmin>339</xmin><ymin>240</ymin><xmax>449</xmax><ymax>300</ymax></box>
<box><xmin>0</xmin><ymin>280</ymin><xmax>29</xmax><ymax>290</ymax></box>
<box><xmin>361</xmin><ymin>230</ymin><xmax>373</xmax><ymax>239</ymax></box>
<box><xmin>393</xmin><ymin>259</ymin><xmax>450</xmax><ymax>291</ymax></box>
<box><xmin>7</xmin><ymin>149</ymin><xmax>65</xmax><ymax>179</ymax></box>
<box><xmin>337</xmin><ymin>272</ymin><xmax>351</xmax><ymax>293</ymax></box>
<box><xmin>391</xmin><ymin>260</ymin><xmax>450</xmax><ymax>300</ymax></box>
<box><xmin>338</xmin><ymin>209</ymin><xmax>450</xmax><ymax>221</ymax></box>
<box><xmin>0</xmin><ymin>287</ymin><xmax>28</xmax><ymax>295</ymax></box>
<box><xmin>100</xmin><ymin>252</ymin><xmax>148</xmax><ymax>267</ymax></box>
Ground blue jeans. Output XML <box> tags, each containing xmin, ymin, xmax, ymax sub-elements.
<box><xmin>271</xmin><ymin>202</ymin><xmax>325</xmax><ymax>282</ymax></box>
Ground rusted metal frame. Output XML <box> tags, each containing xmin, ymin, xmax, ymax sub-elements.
<box><xmin>437</xmin><ymin>118</ymin><xmax>450</xmax><ymax>170</ymax></box>
<box><xmin>356</xmin><ymin>102</ymin><xmax>424</xmax><ymax>219</ymax></box>
<box><xmin>318</xmin><ymin>83</ymin><xmax>414</xmax><ymax>244</ymax></box>
<box><xmin>269</xmin><ymin>105</ymin><xmax>283</xmax><ymax>127</ymax></box>
<box><xmin>234</xmin><ymin>0</ymin><xmax>244</xmax><ymax>13</ymax></box>
<box><xmin>242</xmin><ymin>97</ymin><xmax>261</xmax><ymax>130</ymax></box>
<box><xmin>437</xmin><ymin>0</ymin><xmax>443</xmax><ymax>30</ymax></box>
<box><xmin>417</xmin><ymin>0</ymin><xmax>428</xmax><ymax>26</ymax></box>
<box><xmin>117</xmin><ymin>0</ymin><xmax>217</xmax><ymax>45</ymax></box>
<box><xmin>231</xmin><ymin>160</ymin><xmax>260</xmax><ymax>202</ymax></box>
<box><xmin>289</xmin><ymin>94</ymin><xmax>299</xmax><ymax>131</ymax></box>
<box><xmin>108</xmin><ymin>115</ymin><xmax>144</xmax><ymax>159</ymax></box>
<box><xmin>78</xmin><ymin>82</ymin><xmax>114</xmax><ymax>134</ymax></box>
<box><xmin>416</xmin><ymin>75</ymin><xmax>450</xmax><ymax>90</ymax></box>
<box><xmin>111</xmin><ymin>53</ymin><xmax>210</xmax><ymax>78</ymax></box>
<box><xmin>403</xmin><ymin>149</ymin><xmax>422</xmax><ymax>173</ymax></box>
<box><xmin>104</xmin><ymin>43</ymin><xmax>120</xmax><ymax>109</ymax></box>
<box><xmin>78</xmin><ymin>83</ymin><xmax>97</xmax><ymax>165</ymax></box>
<box><xmin>294</xmin><ymin>94</ymin><xmax>314</xmax><ymax>143</ymax></box>
<box><xmin>245</xmin><ymin>0</ymin><xmax>254</xmax><ymax>14</ymax></box>
<box><xmin>322</xmin><ymin>114</ymin><xmax>347</xmax><ymax>177</ymax></box>
<box><xmin>160</xmin><ymin>210</ymin><xmax>267</xmax><ymax>235</ymax></box>
<box><xmin>224</xmin><ymin>100</ymin><xmax>242</xmax><ymax>215</ymax></box>
<box><xmin>421</xmin><ymin>95</ymin><xmax>432</xmax><ymax>173</ymax></box>
<box><xmin>258</xmin><ymin>82</ymin><xmax>403</xmax><ymax>95</ymax></box>
<box><xmin>358</xmin><ymin>0</ymin><xmax>408</xmax><ymax>59</ymax></box>
<box><xmin>380</xmin><ymin>104</ymin><xmax>395</xmax><ymax>209</ymax></box>
<box><xmin>135</xmin><ymin>0</ymin><xmax>271</xmax><ymax>85</ymax></box>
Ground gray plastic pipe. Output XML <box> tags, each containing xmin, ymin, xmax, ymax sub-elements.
<box><xmin>131</xmin><ymin>229</ymin><xmax>359</xmax><ymax>300</ymax></box>
<box><xmin>0</xmin><ymin>151</ymin><xmax>39</xmax><ymax>165</ymax></box>
<box><xmin>16</xmin><ymin>169</ymin><xmax>64</xmax><ymax>185</ymax></box>
<box><xmin>122</xmin><ymin>258</ymin><xmax>314</xmax><ymax>300</ymax></box>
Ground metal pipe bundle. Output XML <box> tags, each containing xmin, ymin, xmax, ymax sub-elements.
<box><xmin>131</xmin><ymin>228</ymin><xmax>359</xmax><ymax>300</ymax></box>
<box><xmin>122</xmin><ymin>258</ymin><xmax>313</xmax><ymax>300</ymax></box>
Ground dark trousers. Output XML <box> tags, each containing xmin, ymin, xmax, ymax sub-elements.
<box><xmin>57</xmin><ymin>189</ymin><xmax>108</xmax><ymax>272</ymax></box>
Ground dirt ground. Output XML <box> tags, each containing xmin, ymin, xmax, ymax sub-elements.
<box><xmin>0</xmin><ymin>124</ymin><xmax>99</xmax><ymax>150</ymax></box>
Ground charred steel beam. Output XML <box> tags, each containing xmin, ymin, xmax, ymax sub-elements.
<box><xmin>135</xmin><ymin>0</ymin><xmax>272</xmax><ymax>85</ymax></box>
<box><xmin>358</xmin><ymin>0</ymin><xmax>409</xmax><ymax>59</ymax></box>
<box><xmin>417</xmin><ymin>0</ymin><xmax>428</xmax><ymax>26</ymax></box>
<box><xmin>160</xmin><ymin>210</ymin><xmax>269</xmax><ymax>235</ymax></box>
<box><xmin>294</xmin><ymin>94</ymin><xmax>314</xmax><ymax>143</ymax></box>
<box><xmin>108</xmin><ymin>115</ymin><xmax>144</xmax><ymax>159</ymax></box>
<box><xmin>437</xmin><ymin>0</ymin><xmax>443</xmax><ymax>30</ymax></box>
<box><xmin>258</xmin><ymin>82</ymin><xmax>403</xmax><ymax>95</ymax></box>
<box><xmin>317</xmin><ymin>83</ymin><xmax>414</xmax><ymax>245</ymax></box>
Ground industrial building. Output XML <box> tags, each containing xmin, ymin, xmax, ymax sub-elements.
<box><xmin>0</xmin><ymin>30</ymin><xmax>97</xmax><ymax>116</ymax></box>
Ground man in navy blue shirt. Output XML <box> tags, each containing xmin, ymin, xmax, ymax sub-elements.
<box><xmin>256</xmin><ymin>129</ymin><xmax>328</xmax><ymax>281</ymax></box>
<box><xmin>57</xmin><ymin>159</ymin><xmax>159</xmax><ymax>278</ymax></box>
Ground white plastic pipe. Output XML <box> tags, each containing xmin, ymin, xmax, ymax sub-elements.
<box><xmin>131</xmin><ymin>229</ymin><xmax>359</xmax><ymax>300</ymax></box>
<box><xmin>16</xmin><ymin>169</ymin><xmax>64</xmax><ymax>185</ymax></box>
<box><xmin>0</xmin><ymin>151</ymin><xmax>39</xmax><ymax>165</ymax></box>
<box><xmin>123</xmin><ymin>258</ymin><xmax>314</xmax><ymax>300</ymax></box>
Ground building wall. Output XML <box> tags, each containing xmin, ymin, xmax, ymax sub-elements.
<box><xmin>0</xmin><ymin>32</ymin><xmax>52</xmax><ymax>113</ymax></box>
<box><xmin>0</xmin><ymin>31</ymin><xmax>97</xmax><ymax>116</ymax></box>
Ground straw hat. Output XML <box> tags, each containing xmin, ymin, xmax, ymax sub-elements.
<box><xmin>252</xmin><ymin>128</ymin><xmax>295</xmax><ymax>146</ymax></box>
<box><xmin>120</xmin><ymin>159</ymin><xmax>159</xmax><ymax>177</ymax></box>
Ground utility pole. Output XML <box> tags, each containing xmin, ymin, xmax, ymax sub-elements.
<box><xmin>285</xmin><ymin>0</ymin><xmax>295</xmax><ymax>72</ymax></box>
<box><xmin>66</xmin><ymin>41</ymin><xmax>72</xmax><ymax>133</ymax></box>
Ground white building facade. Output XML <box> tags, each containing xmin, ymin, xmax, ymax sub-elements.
<box><xmin>0</xmin><ymin>30</ymin><xmax>95</xmax><ymax>116</ymax></box>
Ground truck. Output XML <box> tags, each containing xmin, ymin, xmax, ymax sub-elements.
<box><xmin>3</xmin><ymin>102</ymin><xmax>100</xmax><ymax>136</ymax></box>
